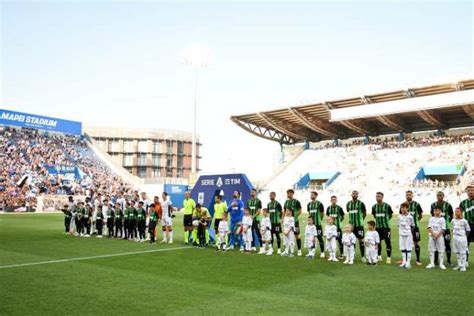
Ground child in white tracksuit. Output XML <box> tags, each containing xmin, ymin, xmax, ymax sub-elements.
<box><xmin>259</xmin><ymin>209</ymin><xmax>273</xmax><ymax>255</ymax></box>
<box><xmin>365</xmin><ymin>221</ymin><xmax>380</xmax><ymax>265</ymax></box>
<box><xmin>217</xmin><ymin>213</ymin><xmax>229</xmax><ymax>251</ymax></box>
<box><xmin>242</xmin><ymin>208</ymin><xmax>253</xmax><ymax>253</ymax></box>
<box><xmin>451</xmin><ymin>207</ymin><xmax>471</xmax><ymax>272</ymax></box>
<box><xmin>325</xmin><ymin>216</ymin><xmax>338</xmax><ymax>262</ymax></box>
<box><xmin>427</xmin><ymin>207</ymin><xmax>447</xmax><ymax>269</ymax></box>
<box><xmin>342</xmin><ymin>224</ymin><xmax>357</xmax><ymax>264</ymax></box>
<box><xmin>305</xmin><ymin>217</ymin><xmax>317</xmax><ymax>259</ymax></box>
<box><xmin>282</xmin><ymin>209</ymin><xmax>296</xmax><ymax>257</ymax></box>
<box><xmin>398</xmin><ymin>202</ymin><xmax>414</xmax><ymax>269</ymax></box>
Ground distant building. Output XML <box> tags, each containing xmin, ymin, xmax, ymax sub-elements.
<box><xmin>85</xmin><ymin>127</ymin><xmax>201</xmax><ymax>179</ymax></box>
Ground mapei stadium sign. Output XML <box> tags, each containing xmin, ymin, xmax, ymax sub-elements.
<box><xmin>0</xmin><ymin>109</ymin><xmax>82</xmax><ymax>135</ymax></box>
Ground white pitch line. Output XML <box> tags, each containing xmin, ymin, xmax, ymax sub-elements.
<box><xmin>0</xmin><ymin>246</ymin><xmax>191</xmax><ymax>270</ymax></box>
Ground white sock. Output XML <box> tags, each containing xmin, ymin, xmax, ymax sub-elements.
<box><xmin>169</xmin><ymin>231</ymin><xmax>173</xmax><ymax>241</ymax></box>
<box><xmin>430</xmin><ymin>251</ymin><xmax>435</xmax><ymax>265</ymax></box>
<box><xmin>407</xmin><ymin>251</ymin><xmax>412</xmax><ymax>264</ymax></box>
<box><xmin>439</xmin><ymin>252</ymin><xmax>444</xmax><ymax>266</ymax></box>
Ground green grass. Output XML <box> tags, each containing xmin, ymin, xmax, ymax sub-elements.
<box><xmin>0</xmin><ymin>213</ymin><xmax>473</xmax><ymax>316</ymax></box>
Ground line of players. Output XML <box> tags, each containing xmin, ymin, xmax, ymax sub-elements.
<box><xmin>61</xmin><ymin>192</ymin><xmax>175</xmax><ymax>244</ymax></box>
<box><xmin>215</xmin><ymin>186</ymin><xmax>473</xmax><ymax>271</ymax></box>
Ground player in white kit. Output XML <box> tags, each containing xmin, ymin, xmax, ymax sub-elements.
<box><xmin>217</xmin><ymin>213</ymin><xmax>229</xmax><ymax>252</ymax></box>
<box><xmin>364</xmin><ymin>221</ymin><xmax>380</xmax><ymax>265</ymax></box>
<box><xmin>451</xmin><ymin>207</ymin><xmax>471</xmax><ymax>272</ymax></box>
<box><xmin>161</xmin><ymin>192</ymin><xmax>174</xmax><ymax>244</ymax></box>
<box><xmin>282</xmin><ymin>209</ymin><xmax>296</xmax><ymax>257</ymax></box>
<box><xmin>242</xmin><ymin>208</ymin><xmax>253</xmax><ymax>254</ymax></box>
<box><xmin>259</xmin><ymin>209</ymin><xmax>273</xmax><ymax>255</ymax></box>
<box><xmin>304</xmin><ymin>217</ymin><xmax>317</xmax><ymax>259</ymax></box>
<box><xmin>325</xmin><ymin>216</ymin><xmax>338</xmax><ymax>262</ymax></box>
<box><xmin>398</xmin><ymin>202</ymin><xmax>415</xmax><ymax>269</ymax></box>
<box><xmin>426</xmin><ymin>206</ymin><xmax>447</xmax><ymax>270</ymax></box>
<box><xmin>342</xmin><ymin>224</ymin><xmax>357</xmax><ymax>264</ymax></box>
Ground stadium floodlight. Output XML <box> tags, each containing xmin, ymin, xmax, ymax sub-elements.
<box><xmin>180</xmin><ymin>45</ymin><xmax>210</xmax><ymax>177</ymax></box>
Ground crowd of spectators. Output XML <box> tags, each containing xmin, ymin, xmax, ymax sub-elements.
<box><xmin>314</xmin><ymin>132</ymin><xmax>474</xmax><ymax>150</ymax></box>
<box><xmin>0</xmin><ymin>127</ymin><xmax>133</xmax><ymax>210</ymax></box>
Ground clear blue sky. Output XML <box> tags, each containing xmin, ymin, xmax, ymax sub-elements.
<box><xmin>1</xmin><ymin>1</ymin><xmax>472</xmax><ymax>181</ymax></box>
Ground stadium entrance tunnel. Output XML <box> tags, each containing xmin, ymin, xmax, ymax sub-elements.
<box><xmin>415</xmin><ymin>164</ymin><xmax>465</xmax><ymax>183</ymax></box>
<box><xmin>190</xmin><ymin>173</ymin><xmax>254</xmax><ymax>241</ymax></box>
<box><xmin>296</xmin><ymin>171</ymin><xmax>341</xmax><ymax>190</ymax></box>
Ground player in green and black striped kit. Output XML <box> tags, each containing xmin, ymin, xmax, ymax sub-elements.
<box><xmin>431</xmin><ymin>191</ymin><xmax>453</xmax><ymax>265</ymax></box>
<box><xmin>404</xmin><ymin>190</ymin><xmax>423</xmax><ymax>266</ymax></box>
<box><xmin>371</xmin><ymin>192</ymin><xmax>393</xmax><ymax>264</ymax></box>
<box><xmin>346</xmin><ymin>190</ymin><xmax>367</xmax><ymax>261</ymax></box>
<box><xmin>326</xmin><ymin>195</ymin><xmax>345</xmax><ymax>257</ymax></box>
<box><xmin>459</xmin><ymin>184</ymin><xmax>474</xmax><ymax>263</ymax></box>
<box><xmin>267</xmin><ymin>191</ymin><xmax>283</xmax><ymax>254</ymax></box>
<box><xmin>247</xmin><ymin>189</ymin><xmax>263</xmax><ymax>249</ymax></box>
<box><xmin>307</xmin><ymin>191</ymin><xmax>325</xmax><ymax>257</ymax></box>
<box><xmin>284</xmin><ymin>189</ymin><xmax>303</xmax><ymax>256</ymax></box>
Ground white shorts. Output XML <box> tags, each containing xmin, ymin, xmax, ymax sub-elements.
<box><xmin>146</xmin><ymin>217</ymin><xmax>150</xmax><ymax>226</ymax></box>
<box><xmin>243</xmin><ymin>229</ymin><xmax>253</xmax><ymax>243</ymax></box>
<box><xmin>161</xmin><ymin>217</ymin><xmax>172</xmax><ymax>227</ymax></box>
<box><xmin>399</xmin><ymin>234</ymin><xmax>413</xmax><ymax>251</ymax></box>
<box><xmin>428</xmin><ymin>236</ymin><xmax>445</xmax><ymax>252</ymax></box>
<box><xmin>261</xmin><ymin>229</ymin><xmax>271</xmax><ymax>242</ymax></box>
<box><xmin>452</xmin><ymin>236</ymin><xmax>468</xmax><ymax>254</ymax></box>
<box><xmin>305</xmin><ymin>238</ymin><xmax>315</xmax><ymax>249</ymax></box>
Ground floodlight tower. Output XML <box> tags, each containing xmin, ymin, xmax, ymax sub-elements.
<box><xmin>181</xmin><ymin>45</ymin><xmax>209</xmax><ymax>179</ymax></box>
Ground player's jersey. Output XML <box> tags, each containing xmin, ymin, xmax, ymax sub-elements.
<box><xmin>284</xmin><ymin>199</ymin><xmax>302</xmax><ymax>223</ymax></box>
<box><xmin>247</xmin><ymin>198</ymin><xmax>262</xmax><ymax>220</ymax></box>
<box><xmin>451</xmin><ymin>218</ymin><xmax>471</xmax><ymax>237</ymax></box>
<box><xmin>364</xmin><ymin>230</ymin><xmax>380</xmax><ymax>246</ymax></box>
<box><xmin>342</xmin><ymin>232</ymin><xmax>357</xmax><ymax>246</ymax></box>
<box><xmin>371</xmin><ymin>202</ymin><xmax>393</xmax><ymax>228</ymax></box>
<box><xmin>242</xmin><ymin>215</ymin><xmax>253</xmax><ymax>229</ymax></box>
<box><xmin>183</xmin><ymin>198</ymin><xmax>196</xmax><ymax>216</ymax></box>
<box><xmin>283</xmin><ymin>216</ymin><xmax>295</xmax><ymax>231</ymax></box>
<box><xmin>228</xmin><ymin>199</ymin><xmax>244</xmax><ymax>222</ymax></box>
<box><xmin>128</xmin><ymin>208</ymin><xmax>136</xmax><ymax>221</ymax></box>
<box><xmin>267</xmin><ymin>200</ymin><xmax>283</xmax><ymax>224</ymax></box>
<box><xmin>430</xmin><ymin>201</ymin><xmax>453</xmax><ymax>229</ymax></box>
<box><xmin>326</xmin><ymin>205</ymin><xmax>344</xmax><ymax>229</ymax></box>
<box><xmin>218</xmin><ymin>220</ymin><xmax>229</xmax><ymax>234</ymax></box>
<box><xmin>123</xmin><ymin>208</ymin><xmax>130</xmax><ymax>220</ymax></box>
<box><xmin>260</xmin><ymin>217</ymin><xmax>271</xmax><ymax>231</ymax></box>
<box><xmin>407</xmin><ymin>200</ymin><xmax>423</xmax><ymax>228</ymax></box>
<box><xmin>213</xmin><ymin>201</ymin><xmax>227</xmax><ymax>220</ymax></box>
<box><xmin>307</xmin><ymin>200</ymin><xmax>324</xmax><ymax>226</ymax></box>
<box><xmin>194</xmin><ymin>208</ymin><xmax>211</xmax><ymax>222</ymax></box>
<box><xmin>137</xmin><ymin>208</ymin><xmax>146</xmax><ymax>222</ymax></box>
<box><xmin>161</xmin><ymin>199</ymin><xmax>173</xmax><ymax>219</ymax></box>
<box><xmin>106</xmin><ymin>209</ymin><xmax>115</xmax><ymax>220</ymax></box>
<box><xmin>398</xmin><ymin>214</ymin><xmax>414</xmax><ymax>236</ymax></box>
<box><xmin>428</xmin><ymin>216</ymin><xmax>446</xmax><ymax>234</ymax></box>
<box><xmin>346</xmin><ymin>199</ymin><xmax>366</xmax><ymax>227</ymax></box>
<box><xmin>149</xmin><ymin>211</ymin><xmax>158</xmax><ymax>223</ymax></box>
<box><xmin>305</xmin><ymin>224</ymin><xmax>317</xmax><ymax>240</ymax></box>
<box><xmin>324</xmin><ymin>224</ymin><xmax>337</xmax><ymax>239</ymax></box>
<box><xmin>115</xmin><ymin>208</ymin><xmax>123</xmax><ymax>221</ymax></box>
<box><xmin>459</xmin><ymin>198</ymin><xmax>474</xmax><ymax>224</ymax></box>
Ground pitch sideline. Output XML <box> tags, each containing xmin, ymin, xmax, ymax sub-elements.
<box><xmin>0</xmin><ymin>246</ymin><xmax>192</xmax><ymax>269</ymax></box>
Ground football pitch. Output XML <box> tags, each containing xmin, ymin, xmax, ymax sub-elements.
<box><xmin>0</xmin><ymin>213</ymin><xmax>472</xmax><ymax>316</ymax></box>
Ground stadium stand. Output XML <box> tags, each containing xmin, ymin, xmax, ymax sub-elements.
<box><xmin>259</xmin><ymin>132</ymin><xmax>474</xmax><ymax>212</ymax></box>
<box><xmin>0</xmin><ymin>127</ymin><xmax>133</xmax><ymax>211</ymax></box>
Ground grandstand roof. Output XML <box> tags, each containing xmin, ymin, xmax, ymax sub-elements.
<box><xmin>231</xmin><ymin>79</ymin><xmax>474</xmax><ymax>144</ymax></box>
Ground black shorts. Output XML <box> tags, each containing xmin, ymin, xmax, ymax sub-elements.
<box><xmin>183</xmin><ymin>214</ymin><xmax>193</xmax><ymax>227</ymax></box>
<box><xmin>412</xmin><ymin>227</ymin><xmax>421</xmax><ymax>242</ymax></box>
<box><xmin>354</xmin><ymin>226</ymin><xmax>364</xmax><ymax>239</ymax></box>
<box><xmin>294</xmin><ymin>222</ymin><xmax>300</xmax><ymax>235</ymax></box>
<box><xmin>316</xmin><ymin>225</ymin><xmax>323</xmax><ymax>237</ymax></box>
<box><xmin>271</xmin><ymin>224</ymin><xmax>281</xmax><ymax>234</ymax></box>
<box><xmin>214</xmin><ymin>219</ymin><xmax>221</xmax><ymax>232</ymax></box>
<box><xmin>376</xmin><ymin>227</ymin><xmax>391</xmax><ymax>240</ymax></box>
